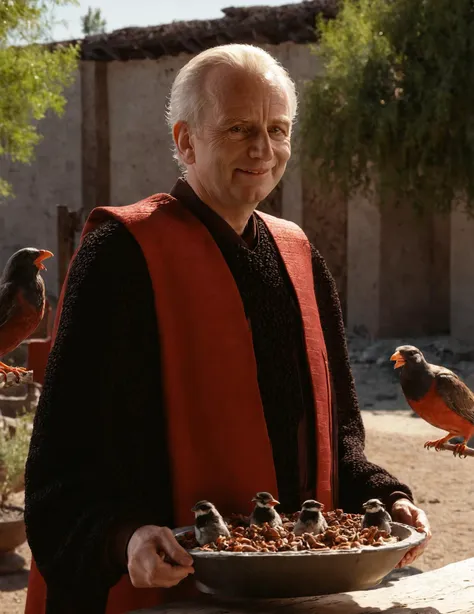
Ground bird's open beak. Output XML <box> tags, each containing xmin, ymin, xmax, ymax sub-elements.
<box><xmin>34</xmin><ymin>250</ymin><xmax>54</xmax><ymax>271</ymax></box>
<box><xmin>390</xmin><ymin>351</ymin><xmax>406</xmax><ymax>369</ymax></box>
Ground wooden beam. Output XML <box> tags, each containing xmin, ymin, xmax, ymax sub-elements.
<box><xmin>57</xmin><ymin>206</ymin><xmax>80</xmax><ymax>292</ymax></box>
<box><xmin>435</xmin><ymin>442</ymin><xmax>474</xmax><ymax>457</ymax></box>
<box><xmin>81</xmin><ymin>62</ymin><xmax>96</xmax><ymax>219</ymax></box>
<box><xmin>94</xmin><ymin>61</ymin><xmax>111</xmax><ymax>209</ymax></box>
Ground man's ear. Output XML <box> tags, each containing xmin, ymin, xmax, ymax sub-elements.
<box><xmin>173</xmin><ymin>121</ymin><xmax>196</xmax><ymax>165</ymax></box>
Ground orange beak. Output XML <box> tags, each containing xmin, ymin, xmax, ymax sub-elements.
<box><xmin>269</xmin><ymin>498</ymin><xmax>280</xmax><ymax>507</ymax></box>
<box><xmin>390</xmin><ymin>350</ymin><xmax>406</xmax><ymax>369</ymax></box>
<box><xmin>34</xmin><ymin>250</ymin><xmax>53</xmax><ymax>271</ymax></box>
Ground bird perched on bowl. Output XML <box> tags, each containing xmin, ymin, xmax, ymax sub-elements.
<box><xmin>191</xmin><ymin>500</ymin><xmax>230</xmax><ymax>546</ymax></box>
<box><xmin>361</xmin><ymin>499</ymin><xmax>392</xmax><ymax>534</ymax></box>
<box><xmin>249</xmin><ymin>491</ymin><xmax>282</xmax><ymax>528</ymax></box>
<box><xmin>0</xmin><ymin>248</ymin><xmax>53</xmax><ymax>381</ymax></box>
<box><xmin>391</xmin><ymin>345</ymin><xmax>474</xmax><ymax>458</ymax></box>
<box><xmin>293</xmin><ymin>499</ymin><xmax>328</xmax><ymax>536</ymax></box>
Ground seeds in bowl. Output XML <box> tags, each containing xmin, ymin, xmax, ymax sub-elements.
<box><xmin>177</xmin><ymin>508</ymin><xmax>399</xmax><ymax>552</ymax></box>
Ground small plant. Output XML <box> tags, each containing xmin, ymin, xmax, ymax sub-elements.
<box><xmin>0</xmin><ymin>414</ymin><xmax>32</xmax><ymax>506</ymax></box>
<box><xmin>81</xmin><ymin>6</ymin><xmax>107</xmax><ymax>36</ymax></box>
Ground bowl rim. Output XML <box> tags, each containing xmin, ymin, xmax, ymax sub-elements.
<box><xmin>173</xmin><ymin>522</ymin><xmax>426</xmax><ymax>558</ymax></box>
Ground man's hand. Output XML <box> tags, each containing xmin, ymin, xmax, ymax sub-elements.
<box><xmin>390</xmin><ymin>498</ymin><xmax>431</xmax><ymax>568</ymax></box>
<box><xmin>127</xmin><ymin>525</ymin><xmax>195</xmax><ymax>588</ymax></box>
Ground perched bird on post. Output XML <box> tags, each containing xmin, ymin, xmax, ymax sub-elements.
<box><xmin>391</xmin><ymin>345</ymin><xmax>474</xmax><ymax>458</ymax></box>
<box><xmin>0</xmin><ymin>248</ymin><xmax>53</xmax><ymax>381</ymax></box>
<box><xmin>191</xmin><ymin>500</ymin><xmax>230</xmax><ymax>546</ymax></box>
<box><xmin>293</xmin><ymin>499</ymin><xmax>328</xmax><ymax>536</ymax></box>
<box><xmin>249</xmin><ymin>491</ymin><xmax>282</xmax><ymax>528</ymax></box>
<box><xmin>361</xmin><ymin>498</ymin><xmax>392</xmax><ymax>534</ymax></box>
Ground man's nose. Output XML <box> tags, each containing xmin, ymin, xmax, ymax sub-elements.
<box><xmin>248</xmin><ymin>130</ymin><xmax>273</xmax><ymax>161</ymax></box>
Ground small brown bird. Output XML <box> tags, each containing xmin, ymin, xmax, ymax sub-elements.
<box><xmin>0</xmin><ymin>248</ymin><xmax>53</xmax><ymax>381</ymax></box>
<box><xmin>391</xmin><ymin>345</ymin><xmax>474</xmax><ymax>457</ymax></box>
<box><xmin>191</xmin><ymin>500</ymin><xmax>230</xmax><ymax>546</ymax></box>
<box><xmin>249</xmin><ymin>491</ymin><xmax>282</xmax><ymax>527</ymax></box>
<box><xmin>293</xmin><ymin>499</ymin><xmax>328</xmax><ymax>536</ymax></box>
<box><xmin>361</xmin><ymin>498</ymin><xmax>392</xmax><ymax>534</ymax></box>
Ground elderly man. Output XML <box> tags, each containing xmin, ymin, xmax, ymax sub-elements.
<box><xmin>24</xmin><ymin>44</ymin><xmax>430</xmax><ymax>614</ymax></box>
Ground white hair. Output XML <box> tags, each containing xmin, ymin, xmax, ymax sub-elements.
<box><xmin>165</xmin><ymin>44</ymin><xmax>298</xmax><ymax>167</ymax></box>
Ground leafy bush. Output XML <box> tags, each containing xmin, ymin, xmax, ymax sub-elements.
<box><xmin>302</xmin><ymin>0</ymin><xmax>474</xmax><ymax>213</ymax></box>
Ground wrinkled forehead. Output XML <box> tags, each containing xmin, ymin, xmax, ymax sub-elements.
<box><xmin>203</xmin><ymin>65</ymin><xmax>292</xmax><ymax>124</ymax></box>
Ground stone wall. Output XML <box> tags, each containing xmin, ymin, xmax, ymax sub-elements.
<box><xmin>0</xmin><ymin>73</ymin><xmax>82</xmax><ymax>299</ymax></box>
<box><xmin>0</xmin><ymin>42</ymin><xmax>466</xmax><ymax>341</ymax></box>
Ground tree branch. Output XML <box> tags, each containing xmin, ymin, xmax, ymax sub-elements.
<box><xmin>433</xmin><ymin>443</ymin><xmax>474</xmax><ymax>458</ymax></box>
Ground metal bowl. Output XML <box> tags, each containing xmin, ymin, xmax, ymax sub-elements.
<box><xmin>173</xmin><ymin>523</ymin><xmax>425</xmax><ymax>598</ymax></box>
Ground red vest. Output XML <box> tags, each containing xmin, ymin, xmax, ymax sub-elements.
<box><xmin>25</xmin><ymin>194</ymin><xmax>334</xmax><ymax>614</ymax></box>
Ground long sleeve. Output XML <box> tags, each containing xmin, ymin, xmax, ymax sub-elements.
<box><xmin>24</xmin><ymin>219</ymin><xmax>173</xmax><ymax>609</ymax></box>
<box><xmin>311</xmin><ymin>245</ymin><xmax>413</xmax><ymax>513</ymax></box>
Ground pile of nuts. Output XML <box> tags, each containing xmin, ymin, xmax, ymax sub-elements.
<box><xmin>177</xmin><ymin>508</ymin><xmax>398</xmax><ymax>553</ymax></box>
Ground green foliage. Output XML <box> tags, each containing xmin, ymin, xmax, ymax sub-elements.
<box><xmin>0</xmin><ymin>413</ymin><xmax>32</xmax><ymax>504</ymax></box>
<box><xmin>0</xmin><ymin>1</ymin><xmax>79</xmax><ymax>199</ymax></box>
<box><xmin>302</xmin><ymin>0</ymin><xmax>474</xmax><ymax>213</ymax></box>
<box><xmin>81</xmin><ymin>6</ymin><xmax>106</xmax><ymax>36</ymax></box>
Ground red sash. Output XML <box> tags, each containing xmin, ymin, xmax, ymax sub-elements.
<box><xmin>25</xmin><ymin>194</ymin><xmax>333</xmax><ymax>614</ymax></box>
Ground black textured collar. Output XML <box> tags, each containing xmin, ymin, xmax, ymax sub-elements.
<box><xmin>170</xmin><ymin>178</ymin><xmax>258</xmax><ymax>250</ymax></box>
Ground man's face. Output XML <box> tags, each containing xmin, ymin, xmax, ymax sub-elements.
<box><xmin>183</xmin><ymin>66</ymin><xmax>292</xmax><ymax>209</ymax></box>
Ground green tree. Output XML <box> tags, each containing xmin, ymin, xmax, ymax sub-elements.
<box><xmin>302</xmin><ymin>0</ymin><xmax>474</xmax><ymax>213</ymax></box>
<box><xmin>0</xmin><ymin>0</ymin><xmax>79</xmax><ymax>199</ymax></box>
<box><xmin>81</xmin><ymin>6</ymin><xmax>106</xmax><ymax>36</ymax></box>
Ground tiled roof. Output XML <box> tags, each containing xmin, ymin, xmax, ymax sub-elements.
<box><xmin>51</xmin><ymin>1</ymin><xmax>337</xmax><ymax>61</ymax></box>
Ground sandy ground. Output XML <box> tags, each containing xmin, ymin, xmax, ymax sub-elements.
<box><xmin>362</xmin><ymin>411</ymin><xmax>474</xmax><ymax>572</ymax></box>
<box><xmin>1</xmin><ymin>411</ymin><xmax>473</xmax><ymax>613</ymax></box>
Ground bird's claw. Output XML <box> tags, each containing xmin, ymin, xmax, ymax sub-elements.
<box><xmin>0</xmin><ymin>364</ymin><xmax>28</xmax><ymax>383</ymax></box>
<box><xmin>424</xmin><ymin>439</ymin><xmax>468</xmax><ymax>458</ymax></box>
<box><xmin>452</xmin><ymin>443</ymin><xmax>467</xmax><ymax>459</ymax></box>
<box><xmin>423</xmin><ymin>439</ymin><xmax>446</xmax><ymax>452</ymax></box>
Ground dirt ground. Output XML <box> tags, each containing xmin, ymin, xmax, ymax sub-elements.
<box><xmin>1</xmin><ymin>410</ymin><xmax>473</xmax><ymax>613</ymax></box>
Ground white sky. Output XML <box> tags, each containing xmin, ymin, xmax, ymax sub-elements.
<box><xmin>51</xmin><ymin>0</ymin><xmax>303</xmax><ymax>41</ymax></box>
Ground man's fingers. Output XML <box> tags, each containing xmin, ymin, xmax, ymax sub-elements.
<box><xmin>159</xmin><ymin>528</ymin><xmax>194</xmax><ymax>566</ymax></box>
<box><xmin>396</xmin><ymin>542</ymin><xmax>425</xmax><ymax>568</ymax></box>
<box><xmin>392</xmin><ymin>505</ymin><xmax>431</xmax><ymax>570</ymax></box>
<box><xmin>412</xmin><ymin>507</ymin><xmax>431</xmax><ymax>538</ymax></box>
<box><xmin>396</xmin><ymin>552</ymin><xmax>414</xmax><ymax>568</ymax></box>
<box><xmin>127</xmin><ymin>525</ymin><xmax>195</xmax><ymax>589</ymax></box>
<box><xmin>416</xmin><ymin>518</ymin><xmax>432</xmax><ymax>540</ymax></box>
<box><xmin>130</xmin><ymin>556</ymin><xmax>194</xmax><ymax>588</ymax></box>
<box><xmin>153</xmin><ymin>559</ymin><xmax>194</xmax><ymax>587</ymax></box>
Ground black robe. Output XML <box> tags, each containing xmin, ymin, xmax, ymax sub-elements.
<box><xmin>25</xmin><ymin>179</ymin><xmax>413</xmax><ymax>613</ymax></box>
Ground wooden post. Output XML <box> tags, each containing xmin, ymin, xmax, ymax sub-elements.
<box><xmin>57</xmin><ymin>205</ymin><xmax>81</xmax><ymax>292</ymax></box>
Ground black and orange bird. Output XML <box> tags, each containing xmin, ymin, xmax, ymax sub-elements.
<box><xmin>391</xmin><ymin>345</ymin><xmax>474</xmax><ymax>457</ymax></box>
<box><xmin>0</xmin><ymin>248</ymin><xmax>53</xmax><ymax>381</ymax></box>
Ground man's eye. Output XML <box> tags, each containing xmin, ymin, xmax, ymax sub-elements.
<box><xmin>269</xmin><ymin>126</ymin><xmax>287</xmax><ymax>136</ymax></box>
<box><xmin>230</xmin><ymin>126</ymin><xmax>244</xmax><ymax>133</ymax></box>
